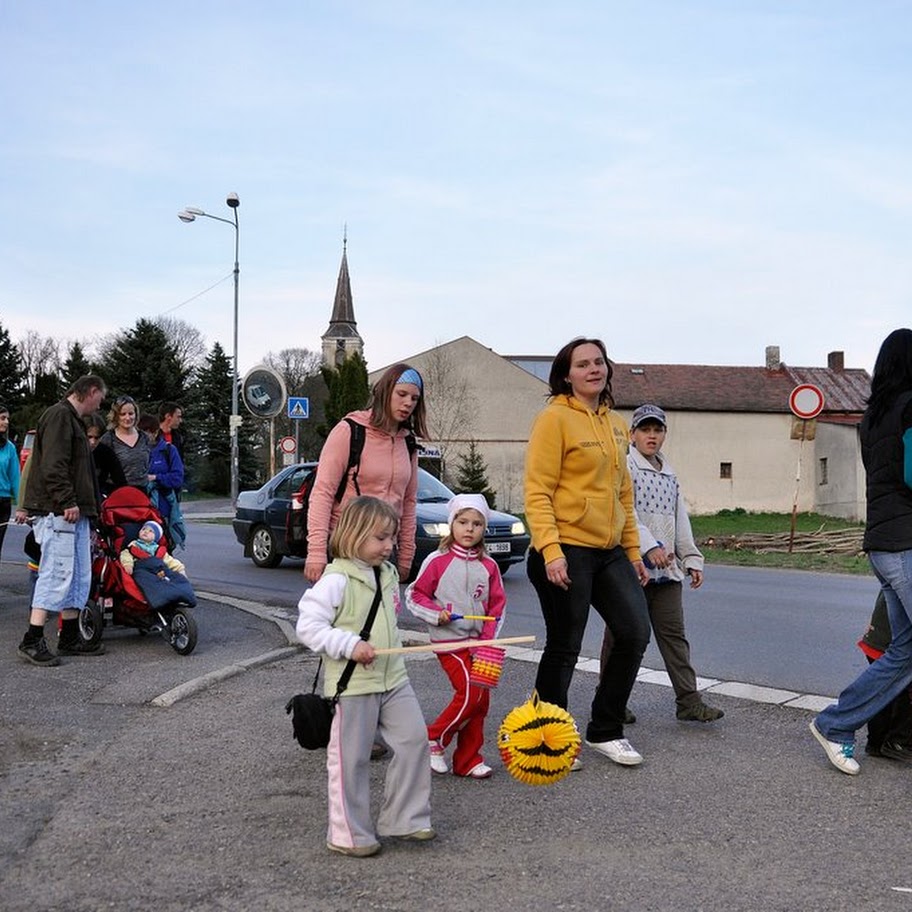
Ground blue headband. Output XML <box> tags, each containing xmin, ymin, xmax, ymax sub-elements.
<box><xmin>396</xmin><ymin>368</ymin><xmax>423</xmax><ymax>390</ymax></box>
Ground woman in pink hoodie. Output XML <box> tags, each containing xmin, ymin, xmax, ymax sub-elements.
<box><xmin>304</xmin><ymin>363</ymin><xmax>428</xmax><ymax>584</ymax></box>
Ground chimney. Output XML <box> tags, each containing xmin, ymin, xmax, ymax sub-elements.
<box><xmin>765</xmin><ymin>345</ymin><xmax>781</xmax><ymax>370</ymax></box>
<box><xmin>828</xmin><ymin>351</ymin><xmax>844</xmax><ymax>372</ymax></box>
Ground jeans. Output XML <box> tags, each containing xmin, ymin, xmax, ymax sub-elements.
<box><xmin>816</xmin><ymin>549</ymin><xmax>912</xmax><ymax>743</ymax></box>
<box><xmin>528</xmin><ymin>545</ymin><xmax>650</xmax><ymax>742</ymax></box>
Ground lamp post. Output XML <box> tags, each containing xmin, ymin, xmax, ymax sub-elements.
<box><xmin>178</xmin><ymin>193</ymin><xmax>241</xmax><ymax>505</ymax></box>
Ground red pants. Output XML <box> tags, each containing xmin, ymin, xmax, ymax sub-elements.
<box><xmin>427</xmin><ymin>649</ymin><xmax>490</xmax><ymax>776</ymax></box>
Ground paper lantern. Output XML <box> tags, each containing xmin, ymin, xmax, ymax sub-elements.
<box><xmin>498</xmin><ymin>690</ymin><xmax>581</xmax><ymax>785</ymax></box>
<box><xmin>469</xmin><ymin>646</ymin><xmax>506</xmax><ymax>689</ymax></box>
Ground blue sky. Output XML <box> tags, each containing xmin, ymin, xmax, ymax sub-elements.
<box><xmin>2</xmin><ymin>1</ymin><xmax>911</xmax><ymax>379</ymax></box>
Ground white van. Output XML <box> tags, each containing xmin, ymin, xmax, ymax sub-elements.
<box><xmin>248</xmin><ymin>384</ymin><xmax>272</xmax><ymax>409</ymax></box>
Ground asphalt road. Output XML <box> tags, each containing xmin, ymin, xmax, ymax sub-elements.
<box><xmin>2</xmin><ymin>559</ymin><xmax>911</xmax><ymax>912</ymax></box>
<box><xmin>1</xmin><ymin>512</ymin><xmax>906</xmax><ymax>912</ymax></box>
<box><xmin>139</xmin><ymin>514</ymin><xmax>880</xmax><ymax>698</ymax></box>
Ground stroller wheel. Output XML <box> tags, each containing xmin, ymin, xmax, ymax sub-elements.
<box><xmin>79</xmin><ymin>602</ymin><xmax>105</xmax><ymax>647</ymax></box>
<box><xmin>167</xmin><ymin>608</ymin><xmax>198</xmax><ymax>656</ymax></box>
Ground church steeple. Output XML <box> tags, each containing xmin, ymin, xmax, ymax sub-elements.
<box><xmin>321</xmin><ymin>227</ymin><xmax>364</xmax><ymax>367</ymax></box>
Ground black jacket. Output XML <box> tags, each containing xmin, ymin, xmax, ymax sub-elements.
<box><xmin>861</xmin><ymin>391</ymin><xmax>912</xmax><ymax>552</ymax></box>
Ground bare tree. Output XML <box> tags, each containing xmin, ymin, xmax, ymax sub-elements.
<box><xmin>419</xmin><ymin>343</ymin><xmax>477</xmax><ymax>478</ymax></box>
<box><xmin>263</xmin><ymin>347</ymin><xmax>322</xmax><ymax>395</ymax></box>
<box><xmin>154</xmin><ymin>316</ymin><xmax>208</xmax><ymax>380</ymax></box>
<box><xmin>17</xmin><ymin>331</ymin><xmax>61</xmax><ymax>394</ymax></box>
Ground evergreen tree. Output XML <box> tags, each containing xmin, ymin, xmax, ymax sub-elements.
<box><xmin>186</xmin><ymin>342</ymin><xmax>259</xmax><ymax>494</ymax></box>
<box><xmin>63</xmin><ymin>341</ymin><xmax>93</xmax><ymax>387</ymax></box>
<box><xmin>0</xmin><ymin>321</ymin><xmax>27</xmax><ymax>413</ymax></box>
<box><xmin>453</xmin><ymin>440</ymin><xmax>496</xmax><ymax>508</ymax></box>
<box><xmin>319</xmin><ymin>351</ymin><xmax>369</xmax><ymax>437</ymax></box>
<box><xmin>16</xmin><ymin>373</ymin><xmax>62</xmax><ymax>434</ymax></box>
<box><xmin>96</xmin><ymin>318</ymin><xmax>189</xmax><ymax>409</ymax></box>
<box><xmin>0</xmin><ymin>321</ymin><xmax>28</xmax><ymax>439</ymax></box>
<box><xmin>186</xmin><ymin>343</ymin><xmax>232</xmax><ymax>494</ymax></box>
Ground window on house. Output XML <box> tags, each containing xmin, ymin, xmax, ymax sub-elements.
<box><xmin>818</xmin><ymin>457</ymin><xmax>828</xmax><ymax>486</ymax></box>
<box><xmin>720</xmin><ymin>462</ymin><xmax>732</xmax><ymax>479</ymax></box>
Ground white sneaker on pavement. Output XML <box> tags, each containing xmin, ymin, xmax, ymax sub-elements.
<box><xmin>464</xmin><ymin>762</ymin><xmax>493</xmax><ymax>779</ymax></box>
<box><xmin>429</xmin><ymin>741</ymin><xmax>449</xmax><ymax>775</ymax></box>
<box><xmin>585</xmin><ymin>737</ymin><xmax>643</xmax><ymax>766</ymax></box>
<box><xmin>809</xmin><ymin>720</ymin><xmax>860</xmax><ymax>775</ymax></box>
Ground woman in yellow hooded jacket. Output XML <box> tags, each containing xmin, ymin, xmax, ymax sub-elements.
<box><xmin>524</xmin><ymin>337</ymin><xmax>651</xmax><ymax>767</ymax></box>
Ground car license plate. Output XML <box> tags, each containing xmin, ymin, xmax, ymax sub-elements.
<box><xmin>487</xmin><ymin>542</ymin><xmax>510</xmax><ymax>553</ymax></box>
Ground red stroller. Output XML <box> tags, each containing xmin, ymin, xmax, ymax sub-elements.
<box><xmin>80</xmin><ymin>486</ymin><xmax>198</xmax><ymax>655</ymax></box>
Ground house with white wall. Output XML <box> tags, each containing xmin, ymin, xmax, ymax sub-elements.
<box><xmin>369</xmin><ymin>337</ymin><xmax>871</xmax><ymax>519</ymax></box>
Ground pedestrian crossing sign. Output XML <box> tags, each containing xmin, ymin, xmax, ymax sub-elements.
<box><xmin>288</xmin><ymin>397</ymin><xmax>309</xmax><ymax>419</ymax></box>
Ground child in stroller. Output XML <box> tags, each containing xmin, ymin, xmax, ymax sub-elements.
<box><xmin>83</xmin><ymin>486</ymin><xmax>198</xmax><ymax>655</ymax></box>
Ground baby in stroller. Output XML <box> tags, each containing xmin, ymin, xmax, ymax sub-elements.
<box><xmin>86</xmin><ymin>487</ymin><xmax>198</xmax><ymax>655</ymax></box>
<box><xmin>120</xmin><ymin>519</ymin><xmax>195</xmax><ymax>606</ymax></box>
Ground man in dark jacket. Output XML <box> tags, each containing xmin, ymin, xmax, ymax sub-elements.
<box><xmin>15</xmin><ymin>375</ymin><xmax>107</xmax><ymax>666</ymax></box>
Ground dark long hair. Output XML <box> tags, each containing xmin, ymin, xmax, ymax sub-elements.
<box><xmin>368</xmin><ymin>362</ymin><xmax>429</xmax><ymax>437</ymax></box>
<box><xmin>865</xmin><ymin>328</ymin><xmax>912</xmax><ymax>427</ymax></box>
<box><xmin>547</xmin><ymin>337</ymin><xmax>614</xmax><ymax>407</ymax></box>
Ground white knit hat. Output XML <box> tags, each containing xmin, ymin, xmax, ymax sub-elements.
<box><xmin>447</xmin><ymin>493</ymin><xmax>491</xmax><ymax>527</ymax></box>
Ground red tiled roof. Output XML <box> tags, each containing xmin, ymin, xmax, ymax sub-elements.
<box><xmin>611</xmin><ymin>362</ymin><xmax>870</xmax><ymax>415</ymax></box>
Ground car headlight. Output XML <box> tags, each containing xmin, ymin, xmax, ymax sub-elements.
<box><xmin>421</xmin><ymin>522</ymin><xmax>450</xmax><ymax>537</ymax></box>
<box><xmin>511</xmin><ymin>521</ymin><xmax>526</xmax><ymax>535</ymax></box>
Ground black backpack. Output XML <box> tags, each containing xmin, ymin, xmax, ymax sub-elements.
<box><xmin>286</xmin><ymin>418</ymin><xmax>417</xmax><ymax>553</ymax></box>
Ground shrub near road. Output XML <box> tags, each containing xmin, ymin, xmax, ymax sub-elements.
<box><xmin>691</xmin><ymin>509</ymin><xmax>870</xmax><ymax>575</ymax></box>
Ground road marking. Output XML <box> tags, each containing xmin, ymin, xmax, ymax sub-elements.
<box><xmin>150</xmin><ymin>590</ymin><xmax>838</xmax><ymax>711</ymax></box>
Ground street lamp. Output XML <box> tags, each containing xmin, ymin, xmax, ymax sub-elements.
<box><xmin>178</xmin><ymin>192</ymin><xmax>241</xmax><ymax>505</ymax></box>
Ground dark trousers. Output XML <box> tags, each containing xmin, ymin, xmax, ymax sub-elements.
<box><xmin>865</xmin><ymin>655</ymin><xmax>912</xmax><ymax>750</ymax></box>
<box><xmin>0</xmin><ymin>497</ymin><xmax>10</xmax><ymax>560</ymax></box>
<box><xmin>602</xmin><ymin>581</ymin><xmax>701</xmax><ymax>710</ymax></box>
<box><xmin>528</xmin><ymin>545</ymin><xmax>650</xmax><ymax>742</ymax></box>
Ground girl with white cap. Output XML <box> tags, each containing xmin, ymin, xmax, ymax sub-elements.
<box><xmin>406</xmin><ymin>493</ymin><xmax>507</xmax><ymax>779</ymax></box>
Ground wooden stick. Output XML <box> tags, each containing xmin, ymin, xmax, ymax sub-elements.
<box><xmin>451</xmin><ymin>614</ymin><xmax>496</xmax><ymax>622</ymax></box>
<box><xmin>374</xmin><ymin>635</ymin><xmax>536</xmax><ymax>656</ymax></box>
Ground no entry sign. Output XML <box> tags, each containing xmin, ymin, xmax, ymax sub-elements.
<box><xmin>789</xmin><ymin>384</ymin><xmax>825</xmax><ymax>420</ymax></box>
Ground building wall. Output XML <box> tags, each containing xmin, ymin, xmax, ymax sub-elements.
<box><xmin>813</xmin><ymin>422</ymin><xmax>865</xmax><ymax>520</ymax></box>
<box><xmin>371</xmin><ymin>339</ymin><xmax>865</xmax><ymax>519</ymax></box>
<box><xmin>369</xmin><ymin>337</ymin><xmax>546</xmax><ymax>513</ymax></box>
<box><xmin>610</xmin><ymin>411</ymin><xmax>820</xmax><ymax>516</ymax></box>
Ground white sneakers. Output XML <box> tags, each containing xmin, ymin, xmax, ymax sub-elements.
<box><xmin>429</xmin><ymin>742</ymin><xmax>493</xmax><ymax>778</ymax></box>
<box><xmin>585</xmin><ymin>737</ymin><xmax>644</xmax><ymax>766</ymax></box>
<box><xmin>429</xmin><ymin>741</ymin><xmax>449</xmax><ymax>775</ymax></box>
<box><xmin>809</xmin><ymin>720</ymin><xmax>860</xmax><ymax>776</ymax></box>
<box><xmin>465</xmin><ymin>762</ymin><xmax>493</xmax><ymax>779</ymax></box>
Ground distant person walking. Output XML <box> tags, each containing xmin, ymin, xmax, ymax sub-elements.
<box><xmin>0</xmin><ymin>404</ymin><xmax>20</xmax><ymax>563</ymax></box>
<box><xmin>810</xmin><ymin>328</ymin><xmax>912</xmax><ymax>774</ymax></box>
<box><xmin>158</xmin><ymin>401</ymin><xmax>185</xmax><ymax>462</ymax></box>
<box><xmin>524</xmin><ymin>337</ymin><xmax>650</xmax><ymax>768</ymax></box>
<box><xmin>15</xmin><ymin>375</ymin><xmax>108</xmax><ymax>666</ymax></box>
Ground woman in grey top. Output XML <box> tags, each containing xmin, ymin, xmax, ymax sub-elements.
<box><xmin>100</xmin><ymin>395</ymin><xmax>151</xmax><ymax>489</ymax></box>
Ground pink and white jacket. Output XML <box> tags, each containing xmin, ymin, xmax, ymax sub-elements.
<box><xmin>306</xmin><ymin>409</ymin><xmax>418</xmax><ymax>576</ymax></box>
<box><xmin>405</xmin><ymin>544</ymin><xmax>506</xmax><ymax>643</ymax></box>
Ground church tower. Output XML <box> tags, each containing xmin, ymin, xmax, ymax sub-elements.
<box><xmin>321</xmin><ymin>231</ymin><xmax>364</xmax><ymax>367</ymax></box>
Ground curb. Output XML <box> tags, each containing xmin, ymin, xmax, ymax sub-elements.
<box><xmin>150</xmin><ymin>591</ymin><xmax>837</xmax><ymax>713</ymax></box>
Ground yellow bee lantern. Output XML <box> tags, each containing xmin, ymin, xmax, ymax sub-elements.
<box><xmin>498</xmin><ymin>690</ymin><xmax>581</xmax><ymax>785</ymax></box>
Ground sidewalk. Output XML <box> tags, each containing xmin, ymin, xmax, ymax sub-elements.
<box><xmin>1</xmin><ymin>571</ymin><xmax>910</xmax><ymax>911</ymax></box>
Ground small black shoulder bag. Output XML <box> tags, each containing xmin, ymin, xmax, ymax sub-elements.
<box><xmin>286</xmin><ymin>566</ymin><xmax>383</xmax><ymax>750</ymax></box>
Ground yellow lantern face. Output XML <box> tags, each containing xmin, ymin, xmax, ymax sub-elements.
<box><xmin>498</xmin><ymin>690</ymin><xmax>581</xmax><ymax>785</ymax></box>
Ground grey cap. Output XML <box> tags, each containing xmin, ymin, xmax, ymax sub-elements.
<box><xmin>631</xmin><ymin>403</ymin><xmax>667</xmax><ymax>429</ymax></box>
